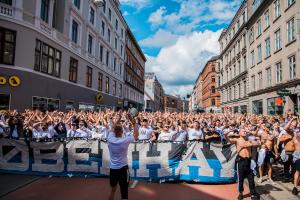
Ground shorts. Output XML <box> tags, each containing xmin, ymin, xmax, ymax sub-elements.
<box><xmin>110</xmin><ymin>165</ymin><xmax>129</xmax><ymax>199</ymax></box>
<box><xmin>264</xmin><ymin>150</ymin><xmax>275</xmax><ymax>165</ymax></box>
<box><xmin>295</xmin><ymin>159</ymin><xmax>300</xmax><ymax>171</ymax></box>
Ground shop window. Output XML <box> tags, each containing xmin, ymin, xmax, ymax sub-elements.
<box><xmin>252</xmin><ymin>100</ymin><xmax>263</xmax><ymax>115</ymax></box>
<box><xmin>79</xmin><ymin>103</ymin><xmax>94</xmax><ymax>112</ymax></box>
<box><xmin>32</xmin><ymin>96</ymin><xmax>59</xmax><ymax>111</ymax></box>
<box><xmin>0</xmin><ymin>94</ymin><xmax>10</xmax><ymax>110</ymax></box>
<box><xmin>267</xmin><ymin>97</ymin><xmax>283</xmax><ymax>115</ymax></box>
<box><xmin>66</xmin><ymin>101</ymin><xmax>75</xmax><ymax>111</ymax></box>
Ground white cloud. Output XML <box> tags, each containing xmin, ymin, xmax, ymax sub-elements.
<box><xmin>140</xmin><ymin>29</ymin><xmax>179</xmax><ymax>48</ymax></box>
<box><xmin>120</xmin><ymin>0</ymin><xmax>152</xmax><ymax>10</ymax></box>
<box><xmin>147</xmin><ymin>0</ymin><xmax>240</xmax><ymax>34</ymax></box>
<box><xmin>123</xmin><ymin>11</ymin><xmax>129</xmax><ymax>16</ymax></box>
<box><xmin>148</xmin><ymin>6</ymin><xmax>167</xmax><ymax>28</ymax></box>
<box><xmin>145</xmin><ymin>29</ymin><xmax>222</xmax><ymax>97</ymax></box>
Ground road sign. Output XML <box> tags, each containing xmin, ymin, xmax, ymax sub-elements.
<box><xmin>96</xmin><ymin>93</ymin><xmax>103</xmax><ymax>104</ymax></box>
<box><xmin>8</xmin><ymin>76</ymin><xmax>21</xmax><ymax>87</ymax></box>
<box><xmin>277</xmin><ymin>89</ymin><xmax>291</xmax><ymax>96</ymax></box>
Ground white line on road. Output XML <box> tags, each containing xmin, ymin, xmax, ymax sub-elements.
<box><xmin>130</xmin><ymin>180</ymin><xmax>138</xmax><ymax>189</ymax></box>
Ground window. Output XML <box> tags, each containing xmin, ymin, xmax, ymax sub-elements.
<box><xmin>99</xmin><ymin>45</ymin><xmax>103</xmax><ymax>62</ymax></box>
<box><xmin>89</xmin><ymin>7</ymin><xmax>95</xmax><ymax>24</ymax></box>
<box><xmin>119</xmin><ymin>83</ymin><xmax>122</xmax><ymax>97</ymax></box>
<box><xmin>66</xmin><ymin>101</ymin><xmax>75</xmax><ymax>111</ymax></box>
<box><xmin>257</xmin><ymin>44</ymin><xmax>262</xmax><ymax>62</ymax></box>
<box><xmin>265</xmin><ymin>37</ymin><xmax>271</xmax><ymax>57</ymax></box>
<box><xmin>105</xmin><ymin>76</ymin><xmax>109</xmax><ymax>93</ymax></box>
<box><xmin>98</xmin><ymin>72</ymin><xmax>103</xmax><ymax>91</ymax></box>
<box><xmin>252</xmin><ymin>0</ymin><xmax>262</xmax><ymax>12</ymax></box>
<box><xmin>115</xmin><ymin>20</ymin><xmax>118</xmax><ymax>31</ymax></box>
<box><xmin>257</xmin><ymin>19</ymin><xmax>262</xmax><ymax>36</ymax></box>
<box><xmin>211</xmin><ymin>86</ymin><xmax>216</xmax><ymax>94</ymax></box>
<box><xmin>287</xmin><ymin>0</ymin><xmax>295</xmax><ymax>8</ymax></box>
<box><xmin>120</xmin><ymin>45</ymin><xmax>123</xmax><ymax>56</ymax></box>
<box><xmin>113</xmin><ymin>80</ymin><xmax>116</xmax><ymax>96</ymax></box>
<box><xmin>119</xmin><ymin>63</ymin><xmax>122</xmax><ymax>75</ymax></box>
<box><xmin>101</xmin><ymin>21</ymin><xmax>105</xmax><ymax>36</ymax></box>
<box><xmin>0</xmin><ymin>0</ymin><xmax>12</xmax><ymax>5</ymax></box>
<box><xmin>275</xmin><ymin>29</ymin><xmax>281</xmax><ymax>51</ymax></box>
<box><xmin>107</xmin><ymin>28</ymin><xmax>111</xmax><ymax>42</ymax></box>
<box><xmin>267</xmin><ymin>97</ymin><xmax>283</xmax><ymax>115</ymax></box>
<box><xmin>0</xmin><ymin>27</ymin><xmax>16</xmax><ymax>65</ymax></box>
<box><xmin>88</xmin><ymin>34</ymin><xmax>93</xmax><ymax>55</ymax></box>
<box><xmin>109</xmin><ymin>8</ymin><xmax>112</xmax><ymax>21</ymax></box>
<box><xmin>276</xmin><ymin>62</ymin><xmax>282</xmax><ymax>83</ymax></box>
<box><xmin>79</xmin><ymin>103</ymin><xmax>94</xmax><ymax>112</ymax></box>
<box><xmin>238</xmin><ymin>83</ymin><xmax>241</xmax><ymax>98</ymax></box>
<box><xmin>249</xmin><ymin>28</ymin><xmax>254</xmax><ymax>43</ymax></box>
<box><xmin>115</xmin><ymin>37</ymin><xmax>117</xmax><ymax>49</ymax></box>
<box><xmin>32</xmin><ymin>97</ymin><xmax>59</xmax><ymax>112</ymax></box>
<box><xmin>40</xmin><ymin>0</ymin><xmax>49</xmax><ymax>23</ymax></box>
<box><xmin>251</xmin><ymin>75</ymin><xmax>256</xmax><ymax>91</ymax></box>
<box><xmin>274</xmin><ymin>0</ymin><xmax>280</xmax><ymax>19</ymax></box>
<box><xmin>71</xmin><ymin>20</ymin><xmax>78</xmax><ymax>43</ymax></box>
<box><xmin>289</xmin><ymin>55</ymin><xmax>296</xmax><ymax>79</ymax></box>
<box><xmin>103</xmin><ymin>1</ymin><xmax>106</xmax><ymax>13</ymax></box>
<box><xmin>287</xmin><ymin>18</ymin><xmax>295</xmax><ymax>43</ymax></box>
<box><xmin>114</xmin><ymin>57</ymin><xmax>117</xmax><ymax>71</ymax></box>
<box><xmin>258</xmin><ymin>72</ymin><xmax>262</xmax><ymax>89</ymax></box>
<box><xmin>252</xmin><ymin>100</ymin><xmax>263</xmax><ymax>115</ymax></box>
<box><xmin>69</xmin><ymin>57</ymin><xmax>78</xmax><ymax>83</ymax></box>
<box><xmin>212</xmin><ymin>76</ymin><xmax>215</xmax><ymax>82</ymax></box>
<box><xmin>266</xmin><ymin>67</ymin><xmax>272</xmax><ymax>86</ymax></box>
<box><xmin>0</xmin><ymin>94</ymin><xmax>10</xmax><ymax>110</ymax></box>
<box><xmin>243</xmin><ymin>80</ymin><xmax>247</xmax><ymax>97</ymax></box>
<box><xmin>34</xmin><ymin>39</ymin><xmax>61</xmax><ymax>77</ymax></box>
<box><xmin>73</xmin><ymin>0</ymin><xmax>80</xmax><ymax>9</ymax></box>
<box><xmin>86</xmin><ymin>66</ymin><xmax>93</xmax><ymax>88</ymax></box>
<box><xmin>251</xmin><ymin>50</ymin><xmax>255</xmax><ymax>66</ymax></box>
<box><xmin>211</xmin><ymin>98</ymin><xmax>216</xmax><ymax>106</ymax></box>
<box><xmin>106</xmin><ymin>51</ymin><xmax>110</xmax><ymax>66</ymax></box>
<box><xmin>264</xmin><ymin>10</ymin><xmax>270</xmax><ymax>28</ymax></box>
<box><xmin>243</xmin><ymin>55</ymin><xmax>247</xmax><ymax>70</ymax></box>
<box><xmin>121</xmin><ymin>28</ymin><xmax>124</xmax><ymax>38</ymax></box>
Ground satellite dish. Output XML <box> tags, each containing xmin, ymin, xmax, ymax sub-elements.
<box><xmin>94</xmin><ymin>0</ymin><xmax>105</xmax><ymax>7</ymax></box>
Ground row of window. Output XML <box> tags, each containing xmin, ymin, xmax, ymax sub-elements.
<box><xmin>221</xmin><ymin>55</ymin><xmax>247</xmax><ymax>84</ymax></box>
<box><xmin>222</xmin><ymin>80</ymin><xmax>247</xmax><ymax>102</ymax></box>
<box><xmin>250</xmin><ymin>55</ymin><xmax>296</xmax><ymax>91</ymax></box>
<box><xmin>68</xmin><ymin>57</ymin><xmax>122</xmax><ymax>97</ymax></box>
<box><xmin>252</xmin><ymin>97</ymin><xmax>284</xmax><ymax>115</ymax></box>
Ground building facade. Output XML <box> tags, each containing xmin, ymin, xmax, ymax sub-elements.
<box><xmin>144</xmin><ymin>72</ymin><xmax>164</xmax><ymax>112</ymax></box>
<box><xmin>218</xmin><ymin>0</ymin><xmax>300</xmax><ymax>115</ymax></box>
<box><xmin>194</xmin><ymin>72</ymin><xmax>203</xmax><ymax>110</ymax></box>
<box><xmin>247</xmin><ymin>0</ymin><xmax>300</xmax><ymax>115</ymax></box>
<box><xmin>0</xmin><ymin>0</ymin><xmax>133</xmax><ymax>111</ymax></box>
<box><xmin>124</xmin><ymin>29</ymin><xmax>146</xmax><ymax>111</ymax></box>
<box><xmin>164</xmin><ymin>94</ymin><xmax>179</xmax><ymax>113</ymax></box>
<box><xmin>217</xmin><ymin>0</ymin><xmax>249</xmax><ymax>114</ymax></box>
<box><xmin>201</xmin><ymin>56</ymin><xmax>221</xmax><ymax>112</ymax></box>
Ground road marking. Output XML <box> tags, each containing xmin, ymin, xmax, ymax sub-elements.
<box><xmin>130</xmin><ymin>180</ymin><xmax>138</xmax><ymax>189</ymax></box>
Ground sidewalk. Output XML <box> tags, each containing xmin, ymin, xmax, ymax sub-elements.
<box><xmin>248</xmin><ymin>164</ymin><xmax>299</xmax><ymax>200</ymax></box>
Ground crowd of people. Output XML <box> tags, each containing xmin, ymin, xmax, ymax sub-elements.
<box><xmin>0</xmin><ymin>109</ymin><xmax>299</xmax><ymax>198</ymax></box>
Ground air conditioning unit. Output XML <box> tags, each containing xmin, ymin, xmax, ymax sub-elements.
<box><xmin>94</xmin><ymin>0</ymin><xmax>105</xmax><ymax>7</ymax></box>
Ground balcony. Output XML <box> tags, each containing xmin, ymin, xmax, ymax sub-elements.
<box><xmin>0</xmin><ymin>2</ymin><xmax>14</xmax><ymax>18</ymax></box>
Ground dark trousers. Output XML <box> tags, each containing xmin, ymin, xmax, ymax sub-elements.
<box><xmin>283</xmin><ymin>154</ymin><xmax>295</xmax><ymax>179</ymax></box>
<box><xmin>110</xmin><ymin>165</ymin><xmax>129</xmax><ymax>199</ymax></box>
<box><xmin>236</xmin><ymin>156</ymin><xmax>256</xmax><ymax>195</ymax></box>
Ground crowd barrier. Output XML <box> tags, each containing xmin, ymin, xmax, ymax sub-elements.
<box><xmin>0</xmin><ymin>138</ymin><xmax>237</xmax><ymax>183</ymax></box>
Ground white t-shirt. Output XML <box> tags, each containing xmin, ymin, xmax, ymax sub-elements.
<box><xmin>158</xmin><ymin>131</ymin><xmax>172</xmax><ymax>141</ymax></box>
<box><xmin>188</xmin><ymin>128</ymin><xmax>203</xmax><ymax>140</ymax></box>
<box><xmin>107</xmin><ymin>132</ymin><xmax>134</xmax><ymax>169</ymax></box>
<box><xmin>138</xmin><ymin>127</ymin><xmax>153</xmax><ymax>140</ymax></box>
<box><xmin>32</xmin><ymin>127</ymin><xmax>51</xmax><ymax>139</ymax></box>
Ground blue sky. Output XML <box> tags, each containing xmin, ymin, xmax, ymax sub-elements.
<box><xmin>120</xmin><ymin>0</ymin><xmax>242</xmax><ymax>97</ymax></box>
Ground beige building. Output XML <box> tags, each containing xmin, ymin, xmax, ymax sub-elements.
<box><xmin>194</xmin><ymin>72</ymin><xmax>203</xmax><ymax>109</ymax></box>
<box><xmin>218</xmin><ymin>0</ymin><xmax>300</xmax><ymax>115</ymax></box>
<box><xmin>217</xmin><ymin>0</ymin><xmax>249</xmax><ymax>114</ymax></box>
<box><xmin>247</xmin><ymin>0</ymin><xmax>300</xmax><ymax>115</ymax></box>
<box><xmin>144</xmin><ymin>72</ymin><xmax>164</xmax><ymax>112</ymax></box>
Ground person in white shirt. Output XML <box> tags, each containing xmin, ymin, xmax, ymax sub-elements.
<box><xmin>188</xmin><ymin>121</ymin><xmax>203</xmax><ymax>141</ymax></box>
<box><xmin>32</xmin><ymin>122</ymin><xmax>52</xmax><ymax>139</ymax></box>
<box><xmin>75</xmin><ymin>121</ymin><xmax>93</xmax><ymax>138</ymax></box>
<box><xmin>138</xmin><ymin>119</ymin><xmax>156</xmax><ymax>141</ymax></box>
<box><xmin>108</xmin><ymin>112</ymin><xmax>138</xmax><ymax>200</ymax></box>
<box><xmin>157</xmin><ymin>124</ymin><xmax>174</xmax><ymax>141</ymax></box>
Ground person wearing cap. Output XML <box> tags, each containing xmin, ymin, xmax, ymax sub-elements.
<box><xmin>138</xmin><ymin>118</ymin><xmax>155</xmax><ymax>141</ymax></box>
<box><xmin>108</xmin><ymin>112</ymin><xmax>138</xmax><ymax>200</ymax></box>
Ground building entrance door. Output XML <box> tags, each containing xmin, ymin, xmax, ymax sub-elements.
<box><xmin>290</xmin><ymin>94</ymin><xmax>298</xmax><ymax>114</ymax></box>
<box><xmin>0</xmin><ymin>94</ymin><xmax>10</xmax><ymax>110</ymax></box>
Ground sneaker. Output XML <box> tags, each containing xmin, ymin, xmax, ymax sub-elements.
<box><xmin>257</xmin><ymin>178</ymin><xmax>263</xmax><ymax>184</ymax></box>
<box><xmin>250</xmin><ymin>193</ymin><xmax>260</xmax><ymax>200</ymax></box>
<box><xmin>237</xmin><ymin>193</ymin><xmax>243</xmax><ymax>200</ymax></box>
<box><xmin>268</xmin><ymin>179</ymin><xmax>277</xmax><ymax>186</ymax></box>
<box><xmin>292</xmin><ymin>187</ymin><xmax>298</xmax><ymax>195</ymax></box>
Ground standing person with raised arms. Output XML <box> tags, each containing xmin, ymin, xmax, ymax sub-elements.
<box><xmin>108</xmin><ymin>109</ymin><xmax>139</xmax><ymax>200</ymax></box>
